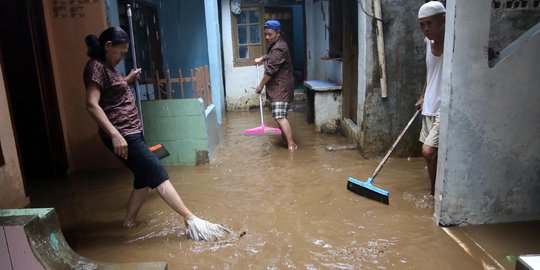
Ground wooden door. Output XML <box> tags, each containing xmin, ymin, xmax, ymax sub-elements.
<box><xmin>341</xmin><ymin>0</ymin><xmax>358</xmax><ymax>123</ymax></box>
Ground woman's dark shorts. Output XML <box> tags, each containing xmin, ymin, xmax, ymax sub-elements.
<box><xmin>102</xmin><ymin>132</ymin><xmax>169</xmax><ymax>189</ymax></box>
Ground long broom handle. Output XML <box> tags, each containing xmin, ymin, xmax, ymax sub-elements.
<box><xmin>259</xmin><ymin>93</ymin><xmax>264</xmax><ymax>125</ymax></box>
<box><xmin>370</xmin><ymin>110</ymin><xmax>421</xmax><ymax>179</ymax></box>
<box><xmin>256</xmin><ymin>65</ymin><xmax>264</xmax><ymax>125</ymax></box>
<box><xmin>127</xmin><ymin>4</ymin><xmax>144</xmax><ymax>131</ymax></box>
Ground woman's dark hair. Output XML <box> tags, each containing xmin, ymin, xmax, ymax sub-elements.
<box><xmin>85</xmin><ymin>27</ymin><xmax>129</xmax><ymax>60</ymax></box>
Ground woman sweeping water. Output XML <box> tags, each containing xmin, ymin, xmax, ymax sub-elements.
<box><xmin>83</xmin><ymin>26</ymin><xmax>229</xmax><ymax>241</ymax></box>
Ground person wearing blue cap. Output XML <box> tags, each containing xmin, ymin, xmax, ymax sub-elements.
<box><xmin>414</xmin><ymin>1</ymin><xmax>446</xmax><ymax>196</ymax></box>
<box><xmin>255</xmin><ymin>20</ymin><xmax>297</xmax><ymax>150</ymax></box>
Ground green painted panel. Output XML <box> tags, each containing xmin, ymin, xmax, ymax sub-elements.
<box><xmin>156</xmin><ymin>117</ymin><xmax>178</xmax><ymax>141</ymax></box>
<box><xmin>163</xmin><ymin>140</ymin><xmax>193</xmax><ymax>165</ymax></box>
<box><xmin>176</xmin><ymin>115</ymin><xmax>206</xmax><ymax>139</ymax></box>
<box><xmin>141</xmin><ymin>99</ymin><xmax>210</xmax><ymax>165</ymax></box>
<box><xmin>142</xmin><ymin>99</ymin><xmax>204</xmax><ymax>118</ymax></box>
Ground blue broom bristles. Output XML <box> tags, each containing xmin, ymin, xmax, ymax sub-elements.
<box><xmin>347</xmin><ymin>177</ymin><xmax>390</xmax><ymax>204</ymax></box>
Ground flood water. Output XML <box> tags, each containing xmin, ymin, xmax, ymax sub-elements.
<box><xmin>27</xmin><ymin>110</ymin><xmax>538</xmax><ymax>269</ymax></box>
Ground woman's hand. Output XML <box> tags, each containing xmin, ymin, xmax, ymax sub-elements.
<box><xmin>111</xmin><ymin>133</ymin><xmax>128</xmax><ymax>159</ymax></box>
<box><xmin>126</xmin><ymin>68</ymin><xmax>142</xmax><ymax>84</ymax></box>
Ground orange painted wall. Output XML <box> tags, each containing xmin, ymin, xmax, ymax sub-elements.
<box><xmin>43</xmin><ymin>0</ymin><xmax>122</xmax><ymax>171</ymax></box>
<box><xmin>0</xmin><ymin>1</ymin><xmax>125</xmax><ymax>208</ymax></box>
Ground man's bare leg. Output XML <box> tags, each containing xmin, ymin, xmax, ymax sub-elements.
<box><xmin>422</xmin><ymin>144</ymin><xmax>438</xmax><ymax>196</ymax></box>
<box><xmin>276</xmin><ymin>118</ymin><xmax>297</xmax><ymax>150</ymax></box>
<box><xmin>124</xmin><ymin>187</ymin><xmax>149</xmax><ymax>228</ymax></box>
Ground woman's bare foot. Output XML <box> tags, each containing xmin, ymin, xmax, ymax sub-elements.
<box><xmin>122</xmin><ymin>220</ymin><xmax>136</xmax><ymax>228</ymax></box>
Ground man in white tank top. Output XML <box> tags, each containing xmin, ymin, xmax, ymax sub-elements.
<box><xmin>415</xmin><ymin>1</ymin><xmax>445</xmax><ymax>196</ymax></box>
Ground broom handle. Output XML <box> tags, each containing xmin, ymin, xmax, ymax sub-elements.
<box><xmin>256</xmin><ymin>65</ymin><xmax>264</xmax><ymax>125</ymax></box>
<box><xmin>127</xmin><ymin>4</ymin><xmax>144</xmax><ymax>132</ymax></box>
<box><xmin>259</xmin><ymin>93</ymin><xmax>264</xmax><ymax>125</ymax></box>
<box><xmin>371</xmin><ymin>110</ymin><xmax>421</xmax><ymax>179</ymax></box>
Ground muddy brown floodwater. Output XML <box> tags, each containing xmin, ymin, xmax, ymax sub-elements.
<box><xmin>27</xmin><ymin>110</ymin><xmax>539</xmax><ymax>269</ymax></box>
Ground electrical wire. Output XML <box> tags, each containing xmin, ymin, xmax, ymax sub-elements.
<box><xmin>358</xmin><ymin>0</ymin><xmax>384</xmax><ymax>23</ymax></box>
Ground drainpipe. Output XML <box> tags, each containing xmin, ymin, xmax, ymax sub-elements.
<box><xmin>373</xmin><ymin>0</ymin><xmax>388</xmax><ymax>98</ymax></box>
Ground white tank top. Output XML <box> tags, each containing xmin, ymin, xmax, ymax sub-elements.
<box><xmin>423</xmin><ymin>40</ymin><xmax>443</xmax><ymax>116</ymax></box>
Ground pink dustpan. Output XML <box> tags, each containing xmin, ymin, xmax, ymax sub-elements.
<box><xmin>244</xmin><ymin>93</ymin><xmax>282</xmax><ymax>135</ymax></box>
<box><xmin>244</xmin><ymin>124</ymin><xmax>282</xmax><ymax>135</ymax></box>
<box><xmin>244</xmin><ymin>65</ymin><xmax>282</xmax><ymax>136</ymax></box>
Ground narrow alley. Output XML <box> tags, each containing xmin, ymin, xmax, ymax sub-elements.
<box><xmin>26</xmin><ymin>109</ymin><xmax>540</xmax><ymax>269</ymax></box>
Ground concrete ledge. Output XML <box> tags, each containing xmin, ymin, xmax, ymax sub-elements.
<box><xmin>0</xmin><ymin>208</ymin><xmax>168</xmax><ymax>270</ymax></box>
<box><xmin>303</xmin><ymin>80</ymin><xmax>342</xmax><ymax>91</ymax></box>
<box><xmin>340</xmin><ymin>118</ymin><xmax>359</xmax><ymax>145</ymax></box>
<box><xmin>516</xmin><ymin>255</ymin><xmax>540</xmax><ymax>270</ymax></box>
<box><xmin>304</xmin><ymin>80</ymin><xmax>342</xmax><ymax>133</ymax></box>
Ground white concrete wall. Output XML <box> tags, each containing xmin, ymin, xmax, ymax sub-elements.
<box><xmin>204</xmin><ymin>0</ymin><xmax>226</xmax><ymax>123</ymax></box>
<box><xmin>356</xmin><ymin>0</ymin><xmax>374</xmax><ymax>134</ymax></box>
<box><xmin>221</xmin><ymin>0</ymin><xmax>264</xmax><ymax>111</ymax></box>
<box><xmin>314</xmin><ymin>91</ymin><xmax>342</xmax><ymax>133</ymax></box>
<box><xmin>304</xmin><ymin>0</ymin><xmax>330</xmax><ymax>81</ymax></box>
<box><xmin>435</xmin><ymin>0</ymin><xmax>540</xmax><ymax>225</ymax></box>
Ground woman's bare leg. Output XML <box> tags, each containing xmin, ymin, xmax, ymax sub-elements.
<box><xmin>124</xmin><ymin>187</ymin><xmax>149</xmax><ymax>227</ymax></box>
<box><xmin>155</xmin><ymin>180</ymin><xmax>195</xmax><ymax>225</ymax></box>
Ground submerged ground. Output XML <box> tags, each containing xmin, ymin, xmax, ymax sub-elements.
<box><xmin>28</xmin><ymin>110</ymin><xmax>539</xmax><ymax>269</ymax></box>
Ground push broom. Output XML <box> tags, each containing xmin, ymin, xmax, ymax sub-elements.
<box><xmin>243</xmin><ymin>65</ymin><xmax>282</xmax><ymax>135</ymax></box>
<box><xmin>347</xmin><ymin>110</ymin><xmax>420</xmax><ymax>204</ymax></box>
<box><xmin>127</xmin><ymin>4</ymin><xmax>230</xmax><ymax>241</ymax></box>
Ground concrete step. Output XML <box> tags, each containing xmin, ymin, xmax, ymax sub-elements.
<box><xmin>294</xmin><ymin>88</ymin><xmax>306</xmax><ymax>100</ymax></box>
<box><xmin>291</xmin><ymin>88</ymin><xmax>306</xmax><ymax>112</ymax></box>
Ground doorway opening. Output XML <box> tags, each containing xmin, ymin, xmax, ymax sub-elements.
<box><xmin>0</xmin><ymin>0</ymin><xmax>67</xmax><ymax>180</ymax></box>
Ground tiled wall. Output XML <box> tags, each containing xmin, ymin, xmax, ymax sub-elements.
<box><xmin>142</xmin><ymin>99</ymin><xmax>212</xmax><ymax>165</ymax></box>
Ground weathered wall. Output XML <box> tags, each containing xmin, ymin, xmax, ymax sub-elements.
<box><xmin>156</xmin><ymin>0</ymin><xmax>210</xmax><ymax>99</ymax></box>
<box><xmin>43</xmin><ymin>1</ymin><xmax>123</xmax><ymax>171</ymax></box>
<box><xmin>304</xmin><ymin>0</ymin><xmax>330</xmax><ymax>81</ymax></box>
<box><xmin>204</xmin><ymin>0</ymin><xmax>226</xmax><ymax>124</ymax></box>
<box><xmin>355</xmin><ymin>0</ymin><xmax>424</xmax><ymax>158</ymax></box>
<box><xmin>221</xmin><ymin>0</ymin><xmax>304</xmax><ymax>111</ymax></box>
<box><xmin>435</xmin><ymin>0</ymin><xmax>540</xmax><ymax>225</ymax></box>
<box><xmin>0</xmin><ymin>64</ymin><xmax>29</xmax><ymax>208</ymax></box>
<box><xmin>221</xmin><ymin>0</ymin><xmax>263</xmax><ymax>111</ymax></box>
<box><xmin>489</xmin><ymin>3</ymin><xmax>540</xmax><ymax>53</ymax></box>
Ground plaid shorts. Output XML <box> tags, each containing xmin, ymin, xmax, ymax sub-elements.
<box><xmin>270</xmin><ymin>101</ymin><xmax>290</xmax><ymax>119</ymax></box>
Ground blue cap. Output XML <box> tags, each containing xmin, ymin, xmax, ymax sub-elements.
<box><xmin>264</xmin><ymin>20</ymin><xmax>281</xmax><ymax>31</ymax></box>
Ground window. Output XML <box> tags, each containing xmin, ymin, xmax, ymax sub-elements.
<box><xmin>232</xmin><ymin>7</ymin><xmax>264</xmax><ymax>66</ymax></box>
